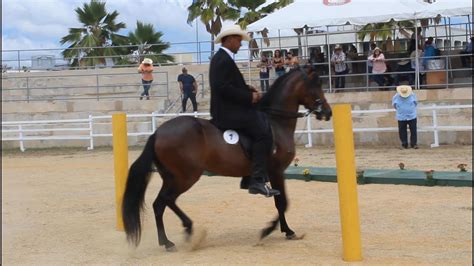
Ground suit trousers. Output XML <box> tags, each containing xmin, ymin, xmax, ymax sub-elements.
<box><xmin>235</xmin><ymin>112</ymin><xmax>272</xmax><ymax>183</ymax></box>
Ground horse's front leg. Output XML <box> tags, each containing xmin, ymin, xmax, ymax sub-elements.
<box><xmin>261</xmin><ymin>171</ymin><xmax>297</xmax><ymax>240</ymax></box>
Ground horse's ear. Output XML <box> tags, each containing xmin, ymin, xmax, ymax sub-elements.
<box><xmin>303</xmin><ymin>63</ymin><xmax>314</xmax><ymax>74</ymax></box>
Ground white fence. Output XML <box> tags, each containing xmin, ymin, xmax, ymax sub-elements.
<box><xmin>2</xmin><ymin>104</ymin><xmax>472</xmax><ymax>152</ymax></box>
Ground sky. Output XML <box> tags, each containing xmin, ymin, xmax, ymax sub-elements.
<box><xmin>1</xmin><ymin>0</ymin><xmax>251</xmax><ymax>67</ymax></box>
<box><xmin>2</xmin><ymin>0</ymin><xmax>214</xmax><ymax>50</ymax></box>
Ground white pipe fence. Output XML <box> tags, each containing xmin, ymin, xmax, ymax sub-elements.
<box><xmin>2</xmin><ymin>104</ymin><xmax>471</xmax><ymax>152</ymax></box>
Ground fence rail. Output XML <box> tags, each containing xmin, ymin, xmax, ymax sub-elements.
<box><xmin>2</xmin><ymin>104</ymin><xmax>471</xmax><ymax>152</ymax></box>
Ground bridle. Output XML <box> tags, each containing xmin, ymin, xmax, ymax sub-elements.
<box><xmin>261</xmin><ymin>68</ymin><xmax>327</xmax><ymax>119</ymax></box>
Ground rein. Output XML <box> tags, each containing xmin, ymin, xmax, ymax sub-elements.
<box><xmin>260</xmin><ymin>67</ymin><xmax>324</xmax><ymax>119</ymax></box>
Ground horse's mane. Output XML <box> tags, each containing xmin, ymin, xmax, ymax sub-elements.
<box><xmin>259</xmin><ymin>68</ymin><xmax>300</xmax><ymax>108</ymax></box>
<box><xmin>259</xmin><ymin>66</ymin><xmax>320</xmax><ymax>108</ymax></box>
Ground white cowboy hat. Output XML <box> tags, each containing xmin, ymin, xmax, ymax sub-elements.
<box><xmin>214</xmin><ymin>25</ymin><xmax>251</xmax><ymax>44</ymax></box>
<box><xmin>396</xmin><ymin>85</ymin><xmax>413</xmax><ymax>98</ymax></box>
<box><xmin>334</xmin><ymin>44</ymin><xmax>342</xmax><ymax>50</ymax></box>
<box><xmin>142</xmin><ymin>58</ymin><xmax>153</xmax><ymax>65</ymax></box>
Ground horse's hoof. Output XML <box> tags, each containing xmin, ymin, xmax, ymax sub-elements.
<box><xmin>165</xmin><ymin>243</ymin><xmax>177</xmax><ymax>252</ymax></box>
<box><xmin>286</xmin><ymin>233</ymin><xmax>305</xmax><ymax>240</ymax></box>
<box><xmin>188</xmin><ymin>227</ymin><xmax>207</xmax><ymax>251</ymax></box>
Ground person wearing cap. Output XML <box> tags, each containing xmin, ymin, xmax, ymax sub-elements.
<box><xmin>330</xmin><ymin>44</ymin><xmax>348</xmax><ymax>90</ymax></box>
<box><xmin>392</xmin><ymin>85</ymin><xmax>418</xmax><ymax>149</ymax></box>
<box><xmin>177</xmin><ymin>67</ymin><xmax>198</xmax><ymax>112</ymax></box>
<box><xmin>209</xmin><ymin>25</ymin><xmax>280</xmax><ymax>197</ymax></box>
<box><xmin>138</xmin><ymin>58</ymin><xmax>154</xmax><ymax>100</ymax></box>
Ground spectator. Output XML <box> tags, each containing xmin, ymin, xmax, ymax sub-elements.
<box><xmin>331</xmin><ymin>44</ymin><xmax>348</xmax><ymax>90</ymax></box>
<box><xmin>460</xmin><ymin>37</ymin><xmax>473</xmax><ymax>68</ymax></box>
<box><xmin>285</xmin><ymin>51</ymin><xmax>299</xmax><ymax>72</ymax></box>
<box><xmin>410</xmin><ymin>45</ymin><xmax>425</xmax><ymax>86</ymax></box>
<box><xmin>394</xmin><ymin>59</ymin><xmax>412</xmax><ymax>86</ymax></box>
<box><xmin>367</xmin><ymin>42</ymin><xmax>377</xmax><ymax>78</ymax></box>
<box><xmin>347</xmin><ymin>44</ymin><xmax>358</xmax><ymax>73</ymax></box>
<box><xmin>272</xmin><ymin>50</ymin><xmax>285</xmax><ymax>77</ymax></box>
<box><xmin>308</xmin><ymin>47</ymin><xmax>326</xmax><ymax>75</ymax></box>
<box><xmin>137</xmin><ymin>58</ymin><xmax>154</xmax><ymax>100</ymax></box>
<box><xmin>257</xmin><ymin>54</ymin><xmax>271</xmax><ymax>92</ymax></box>
<box><xmin>392</xmin><ymin>85</ymin><xmax>418</xmax><ymax>149</ymax></box>
<box><xmin>368</xmin><ymin>47</ymin><xmax>387</xmax><ymax>89</ymax></box>
<box><xmin>177</xmin><ymin>67</ymin><xmax>198</xmax><ymax>113</ymax></box>
<box><xmin>410</xmin><ymin>27</ymin><xmax>423</xmax><ymax>52</ymax></box>
<box><xmin>423</xmin><ymin>37</ymin><xmax>437</xmax><ymax>67</ymax></box>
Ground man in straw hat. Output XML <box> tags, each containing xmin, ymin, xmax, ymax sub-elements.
<box><xmin>209</xmin><ymin>25</ymin><xmax>280</xmax><ymax>197</ymax></box>
<box><xmin>392</xmin><ymin>85</ymin><xmax>418</xmax><ymax>149</ymax></box>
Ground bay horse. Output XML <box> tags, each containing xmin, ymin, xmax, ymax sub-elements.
<box><xmin>122</xmin><ymin>66</ymin><xmax>332</xmax><ymax>251</ymax></box>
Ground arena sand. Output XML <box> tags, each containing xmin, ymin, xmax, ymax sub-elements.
<box><xmin>2</xmin><ymin>145</ymin><xmax>472</xmax><ymax>265</ymax></box>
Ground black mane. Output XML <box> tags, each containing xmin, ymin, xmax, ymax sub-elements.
<box><xmin>258</xmin><ymin>66</ymin><xmax>320</xmax><ymax>109</ymax></box>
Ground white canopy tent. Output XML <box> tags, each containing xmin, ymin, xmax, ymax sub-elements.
<box><xmin>246</xmin><ymin>0</ymin><xmax>472</xmax><ymax>91</ymax></box>
<box><xmin>247</xmin><ymin>0</ymin><xmax>472</xmax><ymax>31</ymax></box>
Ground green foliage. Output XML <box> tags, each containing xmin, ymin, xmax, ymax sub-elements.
<box><xmin>60</xmin><ymin>0</ymin><xmax>128</xmax><ymax>67</ymax></box>
<box><xmin>127</xmin><ymin>21</ymin><xmax>174</xmax><ymax>64</ymax></box>
<box><xmin>233</xmin><ymin>0</ymin><xmax>293</xmax><ymax>29</ymax></box>
<box><xmin>357</xmin><ymin>20</ymin><xmax>415</xmax><ymax>42</ymax></box>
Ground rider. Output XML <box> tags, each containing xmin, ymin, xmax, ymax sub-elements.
<box><xmin>209</xmin><ymin>25</ymin><xmax>280</xmax><ymax>197</ymax></box>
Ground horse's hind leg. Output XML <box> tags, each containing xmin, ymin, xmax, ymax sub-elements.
<box><xmin>153</xmin><ymin>186</ymin><xmax>177</xmax><ymax>251</ymax></box>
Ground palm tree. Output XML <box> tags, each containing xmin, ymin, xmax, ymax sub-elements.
<box><xmin>357</xmin><ymin>20</ymin><xmax>415</xmax><ymax>42</ymax></box>
<box><xmin>187</xmin><ymin>0</ymin><xmax>240</xmax><ymax>56</ymax></box>
<box><xmin>232</xmin><ymin>0</ymin><xmax>293</xmax><ymax>59</ymax></box>
<box><xmin>60</xmin><ymin>0</ymin><xmax>129</xmax><ymax>67</ymax></box>
<box><xmin>126</xmin><ymin>21</ymin><xmax>174</xmax><ymax>65</ymax></box>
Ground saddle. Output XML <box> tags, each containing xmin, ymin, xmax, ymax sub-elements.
<box><xmin>210</xmin><ymin>115</ymin><xmax>274</xmax><ymax>160</ymax></box>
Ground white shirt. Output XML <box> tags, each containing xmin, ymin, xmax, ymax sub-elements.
<box><xmin>331</xmin><ymin>52</ymin><xmax>347</xmax><ymax>73</ymax></box>
<box><xmin>220</xmin><ymin>46</ymin><xmax>234</xmax><ymax>60</ymax></box>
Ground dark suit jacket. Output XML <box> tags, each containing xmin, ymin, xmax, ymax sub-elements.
<box><xmin>209</xmin><ymin>48</ymin><xmax>256</xmax><ymax>128</ymax></box>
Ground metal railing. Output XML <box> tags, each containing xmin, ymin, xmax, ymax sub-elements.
<box><xmin>2</xmin><ymin>21</ymin><xmax>473</xmax><ymax>102</ymax></box>
<box><xmin>2</xmin><ymin>104</ymin><xmax>471</xmax><ymax>151</ymax></box>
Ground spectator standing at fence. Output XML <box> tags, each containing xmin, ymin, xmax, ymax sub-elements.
<box><xmin>285</xmin><ymin>51</ymin><xmax>299</xmax><ymax>72</ymax></box>
<box><xmin>177</xmin><ymin>67</ymin><xmax>198</xmax><ymax>113</ymax></box>
<box><xmin>138</xmin><ymin>58</ymin><xmax>154</xmax><ymax>100</ymax></box>
<box><xmin>460</xmin><ymin>37</ymin><xmax>473</xmax><ymax>68</ymax></box>
<box><xmin>392</xmin><ymin>85</ymin><xmax>418</xmax><ymax>149</ymax></box>
<box><xmin>331</xmin><ymin>44</ymin><xmax>348</xmax><ymax>90</ymax></box>
<box><xmin>367</xmin><ymin>42</ymin><xmax>377</xmax><ymax>80</ymax></box>
<box><xmin>257</xmin><ymin>54</ymin><xmax>271</xmax><ymax>92</ymax></box>
<box><xmin>410</xmin><ymin>45</ymin><xmax>425</xmax><ymax>86</ymax></box>
<box><xmin>423</xmin><ymin>38</ymin><xmax>437</xmax><ymax>67</ymax></box>
<box><xmin>272</xmin><ymin>50</ymin><xmax>285</xmax><ymax>77</ymax></box>
<box><xmin>368</xmin><ymin>47</ymin><xmax>387</xmax><ymax>89</ymax></box>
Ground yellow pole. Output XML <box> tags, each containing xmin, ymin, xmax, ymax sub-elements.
<box><xmin>332</xmin><ymin>104</ymin><xmax>362</xmax><ymax>261</ymax></box>
<box><xmin>112</xmin><ymin>113</ymin><xmax>128</xmax><ymax>231</ymax></box>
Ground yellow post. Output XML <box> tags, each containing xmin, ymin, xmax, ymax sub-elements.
<box><xmin>332</xmin><ymin>104</ymin><xmax>362</xmax><ymax>261</ymax></box>
<box><xmin>112</xmin><ymin>113</ymin><xmax>128</xmax><ymax>231</ymax></box>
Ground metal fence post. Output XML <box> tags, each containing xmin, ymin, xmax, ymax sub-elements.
<box><xmin>305</xmin><ymin>115</ymin><xmax>313</xmax><ymax>148</ymax></box>
<box><xmin>151</xmin><ymin>111</ymin><xmax>157</xmax><ymax>132</ymax></box>
<box><xmin>17</xmin><ymin>50</ymin><xmax>21</xmax><ymax>72</ymax></box>
<box><xmin>88</xmin><ymin>114</ymin><xmax>94</xmax><ymax>150</ymax></box>
<box><xmin>430</xmin><ymin>104</ymin><xmax>440</xmax><ymax>148</ymax></box>
<box><xmin>96</xmin><ymin>73</ymin><xmax>100</xmax><ymax>101</ymax></box>
<box><xmin>18</xmin><ymin>125</ymin><xmax>25</xmax><ymax>152</ymax></box>
<box><xmin>166</xmin><ymin>72</ymin><xmax>169</xmax><ymax>102</ymax></box>
<box><xmin>26</xmin><ymin>77</ymin><xmax>30</xmax><ymax>103</ymax></box>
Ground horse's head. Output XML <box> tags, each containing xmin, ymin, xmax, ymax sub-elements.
<box><xmin>295</xmin><ymin>66</ymin><xmax>332</xmax><ymax>121</ymax></box>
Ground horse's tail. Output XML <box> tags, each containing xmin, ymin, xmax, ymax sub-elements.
<box><xmin>122</xmin><ymin>132</ymin><xmax>156</xmax><ymax>246</ymax></box>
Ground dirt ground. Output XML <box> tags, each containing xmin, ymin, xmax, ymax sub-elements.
<box><xmin>2</xmin><ymin>145</ymin><xmax>472</xmax><ymax>265</ymax></box>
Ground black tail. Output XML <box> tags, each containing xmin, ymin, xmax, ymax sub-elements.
<box><xmin>122</xmin><ymin>133</ymin><xmax>156</xmax><ymax>246</ymax></box>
